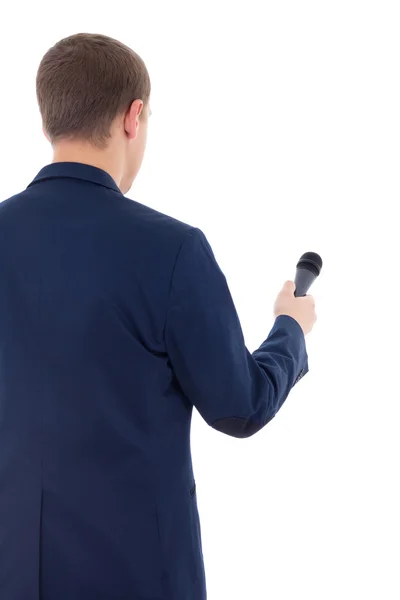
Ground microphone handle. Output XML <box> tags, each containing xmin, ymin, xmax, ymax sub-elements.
<box><xmin>294</xmin><ymin>268</ymin><xmax>316</xmax><ymax>297</ymax></box>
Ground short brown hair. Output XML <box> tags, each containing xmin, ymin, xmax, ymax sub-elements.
<box><xmin>36</xmin><ymin>33</ymin><xmax>151</xmax><ymax>148</ymax></box>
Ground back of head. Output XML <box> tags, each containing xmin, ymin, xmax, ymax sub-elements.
<box><xmin>36</xmin><ymin>33</ymin><xmax>151</xmax><ymax>149</ymax></box>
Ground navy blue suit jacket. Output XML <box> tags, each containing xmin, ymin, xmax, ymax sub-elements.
<box><xmin>0</xmin><ymin>162</ymin><xmax>308</xmax><ymax>600</ymax></box>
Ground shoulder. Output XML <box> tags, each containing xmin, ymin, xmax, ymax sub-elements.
<box><xmin>116</xmin><ymin>195</ymin><xmax>201</xmax><ymax>251</ymax></box>
<box><xmin>0</xmin><ymin>191</ymin><xmax>27</xmax><ymax>222</ymax></box>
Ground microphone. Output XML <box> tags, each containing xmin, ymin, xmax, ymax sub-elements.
<box><xmin>294</xmin><ymin>252</ymin><xmax>323</xmax><ymax>297</ymax></box>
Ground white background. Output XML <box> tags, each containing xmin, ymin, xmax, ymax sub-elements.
<box><xmin>1</xmin><ymin>1</ymin><xmax>400</xmax><ymax>598</ymax></box>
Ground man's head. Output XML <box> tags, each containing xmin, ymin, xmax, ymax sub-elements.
<box><xmin>36</xmin><ymin>33</ymin><xmax>151</xmax><ymax>194</ymax></box>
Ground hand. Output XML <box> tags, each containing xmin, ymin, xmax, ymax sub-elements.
<box><xmin>273</xmin><ymin>280</ymin><xmax>317</xmax><ymax>336</ymax></box>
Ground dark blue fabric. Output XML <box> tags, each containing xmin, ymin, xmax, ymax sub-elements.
<box><xmin>0</xmin><ymin>162</ymin><xmax>308</xmax><ymax>600</ymax></box>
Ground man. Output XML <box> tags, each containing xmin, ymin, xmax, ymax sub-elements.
<box><xmin>0</xmin><ymin>33</ymin><xmax>316</xmax><ymax>600</ymax></box>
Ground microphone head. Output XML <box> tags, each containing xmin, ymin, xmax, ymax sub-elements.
<box><xmin>296</xmin><ymin>252</ymin><xmax>323</xmax><ymax>277</ymax></box>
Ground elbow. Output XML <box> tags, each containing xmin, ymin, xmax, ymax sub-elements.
<box><xmin>211</xmin><ymin>415</ymin><xmax>275</xmax><ymax>439</ymax></box>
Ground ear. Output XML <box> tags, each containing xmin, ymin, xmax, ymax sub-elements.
<box><xmin>124</xmin><ymin>99</ymin><xmax>144</xmax><ymax>140</ymax></box>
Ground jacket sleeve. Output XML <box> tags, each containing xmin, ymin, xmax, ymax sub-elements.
<box><xmin>164</xmin><ymin>227</ymin><xmax>309</xmax><ymax>438</ymax></box>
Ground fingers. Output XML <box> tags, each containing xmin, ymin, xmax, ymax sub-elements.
<box><xmin>283</xmin><ymin>280</ymin><xmax>296</xmax><ymax>295</ymax></box>
<box><xmin>281</xmin><ymin>281</ymin><xmax>316</xmax><ymax>309</ymax></box>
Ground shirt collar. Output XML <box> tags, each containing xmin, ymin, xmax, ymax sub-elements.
<box><xmin>27</xmin><ymin>162</ymin><xmax>122</xmax><ymax>194</ymax></box>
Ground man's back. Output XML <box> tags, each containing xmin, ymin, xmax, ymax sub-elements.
<box><xmin>0</xmin><ymin>162</ymin><xmax>206</xmax><ymax>599</ymax></box>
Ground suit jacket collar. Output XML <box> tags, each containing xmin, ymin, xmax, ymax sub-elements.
<box><xmin>27</xmin><ymin>162</ymin><xmax>122</xmax><ymax>194</ymax></box>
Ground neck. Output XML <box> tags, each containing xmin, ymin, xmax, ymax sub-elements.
<box><xmin>52</xmin><ymin>140</ymin><xmax>123</xmax><ymax>188</ymax></box>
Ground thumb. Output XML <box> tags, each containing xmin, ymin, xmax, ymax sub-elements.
<box><xmin>283</xmin><ymin>280</ymin><xmax>296</xmax><ymax>295</ymax></box>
